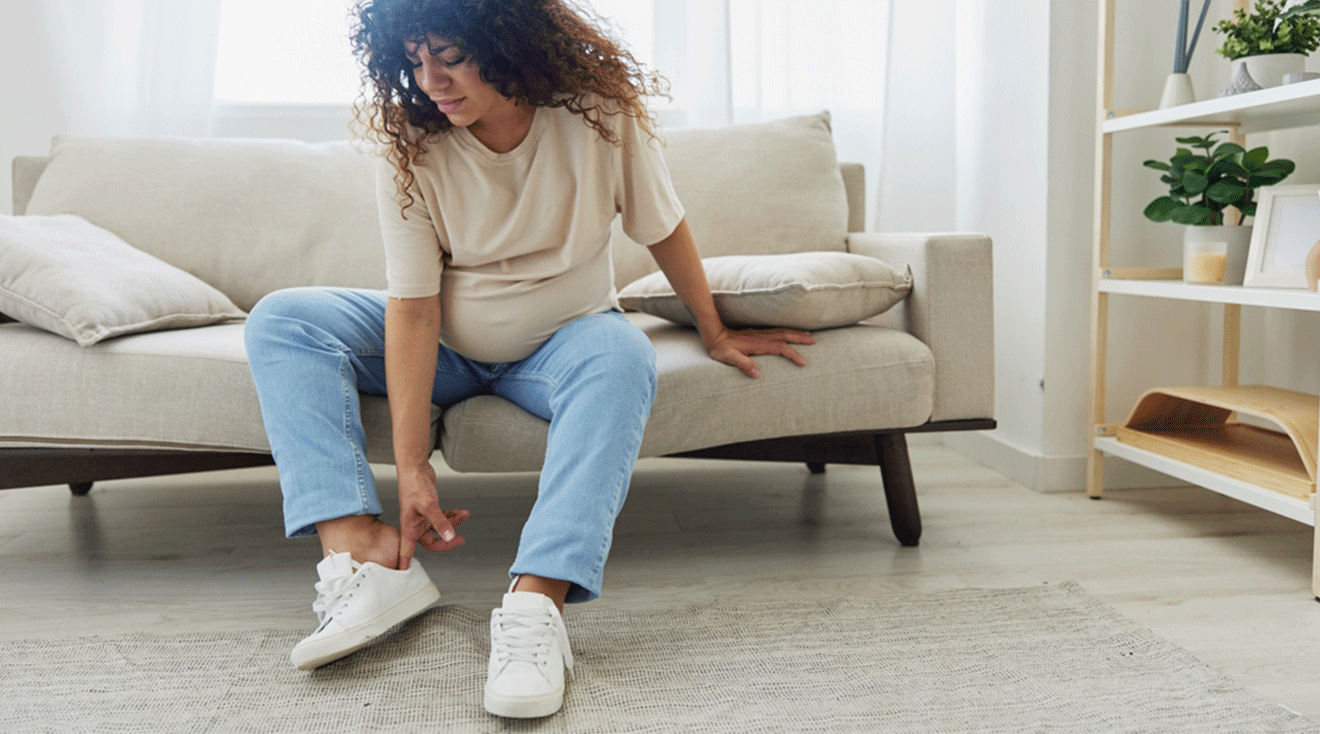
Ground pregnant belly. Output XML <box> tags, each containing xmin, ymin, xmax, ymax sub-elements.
<box><xmin>439</xmin><ymin>261</ymin><xmax>616</xmax><ymax>363</ymax></box>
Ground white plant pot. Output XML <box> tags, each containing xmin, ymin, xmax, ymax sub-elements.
<box><xmin>1230</xmin><ymin>53</ymin><xmax>1306</xmax><ymax>88</ymax></box>
<box><xmin>1184</xmin><ymin>225</ymin><xmax>1253</xmax><ymax>285</ymax></box>
<box><xmin>1159</xmin><ymin>73</ymin><xmax>1196</xmax><ymax>108</ymax></box>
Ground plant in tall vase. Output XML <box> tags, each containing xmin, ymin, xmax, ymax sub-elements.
<box><xmin>1161</xmin><ymin>0</ymin><xmax>1212</xmax><ymax>108</ymax></box>
<box><xmin>1215</xmin><ymin>0</ymin><xmax>1320</xmax><ymax>90</ymax></box>
<box><xmin>1143</xmin><ymin>131</ymin><xmax>1296</xmax><ymax>284</ymax></box>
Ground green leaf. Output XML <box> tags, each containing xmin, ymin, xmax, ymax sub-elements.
<box><xmin>1212</xmin><ymin>142</ymin><xmax>1246</xmax><ymax>159</ymax></box>
<box><xmin>1175</xmin><ymin>135</ymin><xmax>1207</xmax><ymax>145</ymax></box>
<box><xmin>1249</xmin><ymin>172</ymin><xmax>1291</xmax><ymax>188</ymax></box>
<box><xmin>1182</xmin><ymin>159</ymin><xmax>1210</xmax><ymax>174</ymax></box>
<box><xmin>1239</xmin><ymin>201</ymin><xmax>1258</xmax><ymax>218</ymax></box>
<box><xmin>1256</xmin><ymin>159</ymin><xmax>1297</xmax><ymax>175</ymax></box>
<box><xmin>1243</xmin><ymin>147</ymin><xmax>1269</xmax><ymax>169</ymax></box>
<box><xmin>1143</xmin><ymin>159</ymin><xmax>1172</xmax><ymax>171</ymax></box>
<box><xmin>1171</xmin><ymin>205</ymin><xmax>1217</xmax><ymax>225</ymax></box>
<box><xmin>1208</xmin><ymin>159</ymin><xmax>1249</xmax><ymax>179</ymax></box>
<box><xmin>1183</xmin><ymin>171</ymin><xmax>1210</xmax><ymax>194</ymax></box>
<box><xmin>1206</xmin><ymin>179</ymin><xmax>1248</xmax><ymax>204</ymax></box>
<box><xmin>1143</xmin><ymin>197</ymin><xmax>1183</xmax><ymax>222</ymax></box>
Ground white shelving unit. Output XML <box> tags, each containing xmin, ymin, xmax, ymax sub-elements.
<box><xmin>1090</xmin><ymin>0</ymin><xmax>1320</xmax><ymax>598</ymax></box>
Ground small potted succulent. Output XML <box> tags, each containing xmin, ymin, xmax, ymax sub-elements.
<box><xmin>1144</xmin><ymin>131</ymin><xmax>1296</xmax><ymax>283</ymax></box>
<box><xmin>1214</xmin><ymin>0</ymin><xmax>1320</xmax><ymax>87</ymax></box>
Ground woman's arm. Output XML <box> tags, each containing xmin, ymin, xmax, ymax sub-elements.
<box><xmin>646</xmin><ymin>218</ymin><xmax>815</xmax><ymax>378</ymax></box>
<box><xmin>385</xmin><ymin>294</ymin><xmax>466</xmax><ymax>569</ymax></box>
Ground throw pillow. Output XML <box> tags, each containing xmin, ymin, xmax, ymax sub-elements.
<box><xmin>0</xmin><ymin>214</ymin><xmax>246</xmax><ymax>346</ymax></box>
<box><xmin>609</xmin><ymin>110</ymin><xmax>851</xmax><ymax>290</ymax></box>
<box><xmin>617</xmin><ymin>251</ymin><xmax>912</xmax><ymax>330</ymax></box>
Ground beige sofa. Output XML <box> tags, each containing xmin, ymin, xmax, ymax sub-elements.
<box><xmin>0</xmin><ymin>112</ymin><xmax>994</xmax><ymax>546</ymax></box>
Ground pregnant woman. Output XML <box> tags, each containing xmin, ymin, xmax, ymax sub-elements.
<box><xmin>244</xmin><ymin>0</ymin><xmax>812</xmax><ymax>718</ymax></box>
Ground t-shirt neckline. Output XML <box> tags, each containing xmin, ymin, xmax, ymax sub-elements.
<box><xmin>454</xmin><ymin>106</ymin><xmax>545</xmax><ymax>163</ymax></box>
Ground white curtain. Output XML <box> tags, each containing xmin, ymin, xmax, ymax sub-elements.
<box><xmin>642</xmin><ymin>0</ymin><xmax>893</xmax><ymax>230</ymax></box>
<box><xmin>38</xmin><ymin>0</ymin><xmax>222</xmax><ymax>137</ymax></box>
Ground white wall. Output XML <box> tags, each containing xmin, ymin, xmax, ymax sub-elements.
<box><xmin>877</xmin><ymin>0</ymin><xmax>957</xmax><ymax>233</ymax></box>
<box><xmin>1</xmin><ymin>4</ymin><xmax>68</xmax><ymax>215</ymax></box>
<box><xmin>943</xmin><ymin>0</ymin><xmax>1053</xmax><ymax>485</ymax></box>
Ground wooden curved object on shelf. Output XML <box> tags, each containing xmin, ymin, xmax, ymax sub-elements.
<box><xmin>1117</xmin><ymin>385</ymin><xmax>1318</xmax><ymax>501</ymax></box>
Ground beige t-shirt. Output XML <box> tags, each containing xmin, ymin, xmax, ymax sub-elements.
<box><xmin>376</xmin><ymin>102</ymin><xmax>685</xmax><ymax>363</ymax></box>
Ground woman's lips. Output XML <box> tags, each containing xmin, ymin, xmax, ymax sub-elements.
<box><xmin>434</xmin><ymin>97</ymin><xmax>465</xmax><ymax>114</ymax></box>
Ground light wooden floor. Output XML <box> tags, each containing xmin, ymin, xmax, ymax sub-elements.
<box><xmin>1</xmin><ymin>444</ymin><xmax>1317</xmax><ymax>720</ymax></box>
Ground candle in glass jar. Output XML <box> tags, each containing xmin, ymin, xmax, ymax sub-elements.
<box><xmin>1184</xmin><ymin>239</ymin><xmax>1228</xmax><ymax>285</ymax></box>
<box><xmin>1186</xmin><ymin>252</ymin><xmax>1227</xmax><ymax>283</ymax></box>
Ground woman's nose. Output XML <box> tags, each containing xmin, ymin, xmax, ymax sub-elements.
<box><xmin>418</xmin><ymin>62</ymin><xmax>448</xmax><ymax>91</ymax></box>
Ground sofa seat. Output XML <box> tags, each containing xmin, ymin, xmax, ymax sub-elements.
<box><xmin>0</xmin><ymin>312</ymin><xmax>933</xmax><ymax>470</ymax></box>
<box><xmin>441</xmin><ymin>313</ymin><xmax>934</xmax><ymax>471</ymax></box>
<box><xmin>0</xmin><ymin>320</ymin><xmax>422</xmax><ymax>461</ymax></box>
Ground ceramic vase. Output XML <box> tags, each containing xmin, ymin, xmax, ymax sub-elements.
<box><xmin>1183</xmin><ymin>225</ymin><xmax>1252</xmax><ymax>285</ymax></box>
<box><xmin>1159</xmin><ymin>73</ymin><xmax>1196</xmax><ymax>108</ymax></box>
<box><xmin>1230</xmin><ymin>53</ymin><xmax>1306</xmax><ymax>88</ymax></box>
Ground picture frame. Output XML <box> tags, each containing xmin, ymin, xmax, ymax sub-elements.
<box><xmin>1243</xmin><ymin>184</ymin><xmax>1320</xmax><ymax>289</ymax></box>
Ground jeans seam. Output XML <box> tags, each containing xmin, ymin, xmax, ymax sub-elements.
<box><xmin>340</xmin><ymin>348</ymin><xmax>371</xmax><ymax>515</ymax></box>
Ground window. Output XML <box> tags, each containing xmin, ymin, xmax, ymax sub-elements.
<box><xmin>213</xmin><ymin>0</ymin><xmax>654</xmax><ymax>105</ymax></box>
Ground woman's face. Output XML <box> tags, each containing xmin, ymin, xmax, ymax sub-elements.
<box><xmin>404</xmin><ymin>34</ymin><xmax>511</xmax><ymax>129</ymax></box>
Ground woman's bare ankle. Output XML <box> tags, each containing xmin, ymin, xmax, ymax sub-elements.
<box><xmin>315</xmin><ymin>515</ymin><xmax>401</xmax><ymax>569</ymax></box>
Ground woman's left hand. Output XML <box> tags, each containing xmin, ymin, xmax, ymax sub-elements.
<box><xmin>705</xmin><ymin>327</ymin><xmax>816</xmax><ymax>379</ymax></box>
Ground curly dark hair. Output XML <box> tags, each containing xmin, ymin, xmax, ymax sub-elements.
<box><xmin>351</xmin><ymin>0</ymin><xmax>667</xmax><ymax>213</ymax></box>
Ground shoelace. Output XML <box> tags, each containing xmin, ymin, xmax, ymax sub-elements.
<box><xmin>491</xmin><ymin>608</ymin><xmax>575</xmax><ymax>679</ymax></box>
<box><xmin>311</xmin><ymin>568</ymin><xmax>362</xmax><ymax>631</ymax></box>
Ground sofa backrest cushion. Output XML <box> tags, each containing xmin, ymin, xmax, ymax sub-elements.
<box><xmin>610</xmin><ymin>111</ymin><xmax>849</xmax><ymax>289</ymax></box>
<box><xmin>23</xmin><ymin>113</ymin><xmax>850</xmax><ymax>311</ymax></box>
<box><xmin>24</xmin><ymin>136</ymin><xmax>386</xmax><ymax>312</ymax></box>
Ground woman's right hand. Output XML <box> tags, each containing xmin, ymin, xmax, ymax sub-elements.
<box><xmin>397</xmin><ymin>461</ymin><xmax>468</xmax><ymax>570</ymax></box>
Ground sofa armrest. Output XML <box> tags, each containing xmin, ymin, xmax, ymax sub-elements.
<box><xmin>12</xmin><ymin>156</ymin><xmax>50</xmax><ymax>216</ymax></box>
<box><xmin>847</xmin><ymin>232</ymin><xmax>994</xmax><ymax>423</ymax></box>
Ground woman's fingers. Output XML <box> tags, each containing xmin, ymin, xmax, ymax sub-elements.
<box><xmin>399</xmin><ymin>503</ymin><xmax>469</xmax><ymax>568</ymax></box>
<box><xmin>733</xmin><ymin>336</ymin><xmax>808</xmax><ymax>367</ymax></box>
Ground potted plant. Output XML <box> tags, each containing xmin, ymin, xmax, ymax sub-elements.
<box><xmin>1143</xmin><ymin>131</ymin><xmax>1296</xmax><ymax>283</ymax></box>
<box><xmin>1214</xmin><ymin>0</ymin><xmax>1320</xmax><ymax>87</ymax></box>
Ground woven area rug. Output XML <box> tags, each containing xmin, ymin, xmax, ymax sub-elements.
<box><xmin>2</xmin><ymin>582</ymin><xmax>1314</xmax><ymax>733</ymax></box>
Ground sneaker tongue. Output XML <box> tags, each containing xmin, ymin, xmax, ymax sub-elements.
<box><xmin>501</xmin><ymin>591</ymin><xmax>553</xmax><ymax>610</ymax></box>
<box><xmin>316</xmin><ymin>551</ymin><xmax>358</xmax><ymax>580</ymax></box>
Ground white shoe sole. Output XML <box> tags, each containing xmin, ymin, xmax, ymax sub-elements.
<box><xmin>483</xmin><ymin>686</ymin><xmax>564</xmax><ymax>719</ymax></box>
<box><xmin>290</xmin><ymin>581</ymin><xmax>441</xmax><ymax>670</ymax></box>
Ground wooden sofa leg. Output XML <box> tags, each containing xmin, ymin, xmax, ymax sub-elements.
<box><xmin>873</xmin><ymin>433</ymin><xmax>921</xmax><ymax>547</ymax></box>
<box><xmin>806</xmin><ymin>462</ymin><xmax>826</xmax><ymax>474</ymax></box>
<box><xmin>70</xmin><ymin>482</ymin><xmax>93</xmax><ymax>496</ymax></box>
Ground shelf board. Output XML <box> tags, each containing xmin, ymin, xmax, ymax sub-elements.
<box><xmin>1098</xmin><ymin>277</ymin><xmax>1320</xmax><ymax>311</ymax></box>
<box><xmin>1094</xmin><ymin>436</ymin><xmax>1316</xmax><ymax>525</ymax></box>
<box><xmin>1102</xmin><ymin>80</ymin><xmax>1320</xmax><ymax>134</ymax></box>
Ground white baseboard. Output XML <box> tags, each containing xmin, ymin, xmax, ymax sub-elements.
<box><xmin>939</xmin><ymin>431</ymin><xmax>1188</xmax><ymax>493</ymax></box>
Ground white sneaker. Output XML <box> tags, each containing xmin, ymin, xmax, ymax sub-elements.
<box><xmin>483</xmin><ymin>589</ymin><xmax>575</xmax><ymax>718</ymax></box>
<box><xmin>289</xmin><ymin>551</ymin><xmax>441</xmax><ymax>670</ymax></box>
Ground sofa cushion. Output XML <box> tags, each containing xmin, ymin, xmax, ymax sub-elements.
<box><xmin>0</xmin><ymin>214</ymin><xmax>245</xmax><ymax>346</ymax></box>
<box><xmin>439</xmin><ymin>313</ymin><xmax>935</xmax><ymax>472</ymax></box>
<box><xmin>617</xmin><ymin>252</ymin><xmax>912</xmax><ymax>330</ymax></box>
<box><xmin>23</xmin><ymin>136</ymin><xmax>387</xmax><ymax>312</ymax></box>
<box><xmin>610</xmin><ymin>111</ymin><xmax>850</xmax><ymax>289</ymax></box>
<box><xmin>0</xmin><ymin>322</ymin><xmax>435</xmax><ymax>462</ymax></box>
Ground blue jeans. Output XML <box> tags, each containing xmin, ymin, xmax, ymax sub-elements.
<box><xmin>244</xmin><ymin>287</ymin><xmax>657</xmax><ymax>603</ymax></box>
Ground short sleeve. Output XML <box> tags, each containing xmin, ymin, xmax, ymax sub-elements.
<box><xmin>376</xmin><ymin>156</ymin><xmax>443</xmax><ymax>299</ymax></box>
<box><xmin>613</xmin><ymin>113</ymin><xmax>686</xmax><ymax>246</ymax></box>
